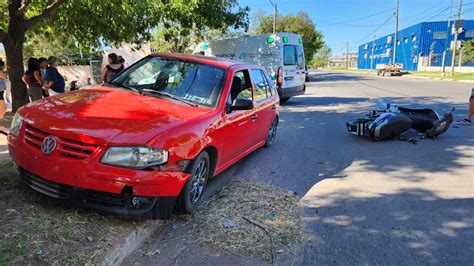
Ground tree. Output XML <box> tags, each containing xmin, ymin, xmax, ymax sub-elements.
<box><xmin>151</xmin><ymin>1</ymin><xmax>249</xmax><ymax>53</ymax></box>
<box><xmin>254</xmin><ymin>11</ymin><xmax>324</xmax><ymax>62</ymax></box>
<box><xmin>311</xmin><ymin>44</ymin><xmax>331</xmax><ymax>68</ymax></box>
<box><xmin>461</xmin><ymin>39</ymin><xmax>474</xmax><ymax>65</ymax></box>
<box><xmin>0</xmin><ymin>0</ymin><xmax>249</xmax><ymax>111</ymax></box>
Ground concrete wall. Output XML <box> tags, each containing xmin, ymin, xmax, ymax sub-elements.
<box><xmin>57</xmin><ymin>65</ymin><xmax>95</xmax><ymax>86</ymax></box>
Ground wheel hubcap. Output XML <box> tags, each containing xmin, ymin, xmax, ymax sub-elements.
<box><xmin>190</xmin><ymin>160</ymin><xmax>208</xmax><ymax>203</ymax></box>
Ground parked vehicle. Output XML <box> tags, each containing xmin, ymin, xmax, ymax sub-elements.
<box><xmin>7</xmin><ymin>53</ymin><xmax>280</xmax><ymax>219</ymax></box>
<box><xmin>376</xmin><ymin>63</ymin><xmax>402</xmax><ymax>76</ymax></box>
<box><xmin>193</xmin><ymin>33</ymin><xmax>307</xmax><ymax>102</ymax></box>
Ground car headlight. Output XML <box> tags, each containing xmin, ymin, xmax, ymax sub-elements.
<box><xmin>10</xmin><ymin>112</ymin><xmax>24</xmax><ymax>136</ymax></box>
<box><xmin>101</xmin><ymin>147</ymin><xmax>168</xmax><ymax>168</ymax></box>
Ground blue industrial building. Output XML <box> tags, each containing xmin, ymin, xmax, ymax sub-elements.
<box><xmin>358</xmin><ymin>20</ymin><xmax>474</xmax><ymax>71</ymax></box>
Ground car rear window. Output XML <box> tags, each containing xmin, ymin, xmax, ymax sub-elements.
<box><xmin>283</xmin><ymin>45</ymin><xmax>297</xmax><ymax>66</ymax></box>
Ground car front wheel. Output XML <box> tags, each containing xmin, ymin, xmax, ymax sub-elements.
<box><xmin>177</xmin><ymin>151</ymin><xmax>210</xmax><ymax>213</ymax></box>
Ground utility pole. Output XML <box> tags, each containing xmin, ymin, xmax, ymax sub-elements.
<box><xmin>451</xmin><ymin>0</ymin><xmax>462</xmax><ymax>77</ymax></box>
<box><xmin>441</xmin><ymin>0</ymin><xmax>453</xmax><ymax>76</ymax></box>
<box><xmin>371</xmin><ymin>35</ymin><xmax>376</xmax><ymax>70</ymax></box>
<box><xmin>346</xmin><ymin>42</ymin><xmax>350</xmax><ymax>69</ymax></box>
<box><xmin>269</xmin><ymin>0</ymin><xmax>278</xmax><ymax>33</ymax></box>
<box><xmin>393</xmin><ymin>0</ymin><xmax>399</xmax><ymax>64</ymax></box>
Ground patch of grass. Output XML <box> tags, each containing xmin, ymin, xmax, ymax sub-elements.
<box><xmin>404</xmin><ymin>71</ymin><xmax>474</xmax><ymax>81</ymax></box>
<box><xmin>0</xmin><ymin>159</ymin><xmax>143</xmax><ymax>265</ymax></box>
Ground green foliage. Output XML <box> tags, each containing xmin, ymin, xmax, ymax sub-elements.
<box><xmin>24</xmin><ymin>32</ymin><xmax>101</xmax><ymax>65</ymax></box>
<box><xmin>311</xmin><ymin>44</ymin><xmax>331</xmax><ymax>68</ymax></box>
<box><xmin>151</xmin><ymin>0</ymin><xmax>249</xmax><ymax>53</ymax></box>
<box><xmin>254</xmin><ymin>11</ymin><xmax>324</xmax><ymax>62</ymax></box>
<box><xmin>461</xmin><ymin>39</ymin><xmax>474</xmax><ymax>65</ymax></box>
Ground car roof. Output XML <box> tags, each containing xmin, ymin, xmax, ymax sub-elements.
<box><xmin>149</xmin><ymin>53</ymin><xmax>249</xmax><ymax>69</ymax></box>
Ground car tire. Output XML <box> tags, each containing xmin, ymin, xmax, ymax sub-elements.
<box><xmin>280</xmin><ymin>97</ymin><xmax>290</xmax><ymax>103</ymax></box>
<box><xmin>265</xmin><ymin>117</ymin><xmax>279</xmax><ymax>147</ymax></box>
<box><xmin>151</xmin><ymin>197</ymin><xmax>176</xmax><ymax>220</ymax></box>
<box><xmin>177</xmin><ymin>151</ymin><xmax>210</xmax><ymax>214</ymax></box>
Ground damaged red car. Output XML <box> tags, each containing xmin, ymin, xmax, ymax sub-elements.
<box><xmin>7</xmin><ymin>54</ymin><xmax>279</xmax><ymax>219</ymax></box>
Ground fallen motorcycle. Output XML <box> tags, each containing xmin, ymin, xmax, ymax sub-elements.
<box><xmin>346</xmin><ymin>102</ymin><xmax>455</xmax><ymax>141</ymax></box>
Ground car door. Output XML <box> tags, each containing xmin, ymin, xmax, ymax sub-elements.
<box><xmin>222</xmin><ymin>68</ymin><xmax>259</xmax><ymax>164</ymax></box>
<box><xmin>250</xmin><ymin>69</ymin><xmax>276</xmax><ymax>141</ymax></box>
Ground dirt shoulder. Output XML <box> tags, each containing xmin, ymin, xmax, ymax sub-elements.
<box><xmin>0</xmin><ymin>159</ymin><xmax>157</xmax><ymax>265</ymax></box>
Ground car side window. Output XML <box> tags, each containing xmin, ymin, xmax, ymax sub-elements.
<box><xmin>251</xmin><ymin>69</ymin><xmax>271</xmax><ymax>101</ymax></box>
<box><xmin>296</xmin><ymin>46</ymin><xmax>305</xmax><ymax>69</ymax></box>
<box><xmin>230</xmin><ymin>70</ymin><xmax>253</xmax><ymax>103</ymax></box>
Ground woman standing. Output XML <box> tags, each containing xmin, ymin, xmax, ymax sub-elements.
<box><xmin>0</xmin><ymin>59</ymin><xmax>6</xmax><ymax>119</ymax></box>
<box><xmin>22</xmin><ymin>58</ymin><xmax>44</xmax><ymax>102</ymax></box>
<box><xmin>101</xmin><ymin>53</ymin><xmax>124</xmax><ymax>83</ymax></box>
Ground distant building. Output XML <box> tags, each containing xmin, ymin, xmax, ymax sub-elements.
<box><xmin>329</xmin><ymin>53</ymin><xmax>358</xmax><ymax>68</ymax></box>
<box><xmin>358</xmin><ymin>20</ymin><xmax>474</xmax><ymax>71</ymax></box>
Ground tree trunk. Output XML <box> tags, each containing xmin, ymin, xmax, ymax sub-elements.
<box><xmin>4</xmin><ymin>20</ymin><xmax>29</xmax><ymax>112</ymax></box>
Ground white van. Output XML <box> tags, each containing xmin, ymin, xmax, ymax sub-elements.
<box><xmin>193</xmin><ymin>33</ymin><xmax>306</xmax><ymax>101</ymax></box>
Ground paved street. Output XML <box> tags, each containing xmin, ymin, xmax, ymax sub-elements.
<box><xmin>125</xmin><ymin>70</ymin><xmax>473</xmax><ymax>265</ymax></box>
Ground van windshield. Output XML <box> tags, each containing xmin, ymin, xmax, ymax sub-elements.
<box><xmin>112</xmin><ymin>56</ymin><xmax>226</xmax><ymax>107</ymax></box>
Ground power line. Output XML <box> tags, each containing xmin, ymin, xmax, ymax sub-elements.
<box><xmin>353</xmin><ymin>13</ymin><xmax>395</xmax><ymax>45</ymax></box>
<box><xmin>315</xmin><ymin>8</ymin><xmax>394</xmax><ymax>26</ymax></box>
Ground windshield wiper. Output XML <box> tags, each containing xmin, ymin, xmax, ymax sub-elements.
<box><xmin>109</xmin><ymin>81</ymin><xmax>141</xmax><ymax>93</ymax></box>
<box><xmin>141</xmin><ymin>89</ymin><xmax>199</xmax><ymax>107</ymax></box>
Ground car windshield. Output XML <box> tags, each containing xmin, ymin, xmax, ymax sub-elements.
<box><xmin>112</xmin><ymin>56</ymin><xmax>226</xmax><ymax>107</ymax></box>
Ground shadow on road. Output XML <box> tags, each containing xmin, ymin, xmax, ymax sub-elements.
<box><xmin>301</xmin><ymin>188</ymin><xmax>474</xmax><ymax>264</ymax></box>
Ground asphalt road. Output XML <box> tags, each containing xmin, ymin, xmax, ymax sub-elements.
<box><xmin>124</xmin><ymin>71</ymin><xmax>474</xmax><ymax>265</ymax></box>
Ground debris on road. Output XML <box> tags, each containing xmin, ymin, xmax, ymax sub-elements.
<box><xmin>144</xmin><ymin>249</ymin><xmax>160</xmax><ymax>256</ymax></box>
<box><xmin>186</xmin><ymin>181</ymin><xmax>301</xmax><ymax>262</ymax></box>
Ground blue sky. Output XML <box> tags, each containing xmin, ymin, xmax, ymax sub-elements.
<box><xmin>240</xmin><ymin>0</ymin><xmax>474</xmax><ymax>55</ymax></box>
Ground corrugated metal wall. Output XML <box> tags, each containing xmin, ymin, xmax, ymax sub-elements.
<box><xmin>358</xmin><ymin>20</ymin><xmax>474</xmax><ymax>71</ymax></box>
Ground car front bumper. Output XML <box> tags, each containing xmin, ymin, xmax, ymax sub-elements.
<box><xmin>8</xmin><ymin>132</ymin><xmax>189</xmax><ymax>216</ymax></box>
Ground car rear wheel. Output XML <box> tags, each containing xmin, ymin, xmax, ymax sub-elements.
<box><xmin>265</xmin><ymin>117</ymin><xmax>279</xmax><ymax>147</ymax></box>
<box><xmin>177</xmin><ymin>151</ymin><xmax>210</xmax><ymax>213</ymax></box>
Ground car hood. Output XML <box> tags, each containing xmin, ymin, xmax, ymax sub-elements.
<box><xmin>22</xmin><ymin>86</ymin><xmax>213</xmax><ymax>145</ymax></box>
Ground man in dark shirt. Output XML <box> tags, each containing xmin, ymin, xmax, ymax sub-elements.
<box><xmin>44</xmin><ymin>56</ymin><xmax>65</xmax><ymax>95</ymax></box>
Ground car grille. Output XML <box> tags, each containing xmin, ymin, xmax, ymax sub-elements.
<box><xmin>24</xmin><ymin>124</ymin><xmax>98</xmax><ymax>160</ymax></box>
<box><xmin>20</xmin><ymin>168</ymin><xmax>128</xmax><ymax>207</ymax></box>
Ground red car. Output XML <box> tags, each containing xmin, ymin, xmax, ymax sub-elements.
<box><xmin>7</xmin><ymin>54</ymin><xmax>279</xmax><ymax>219</ymax></box>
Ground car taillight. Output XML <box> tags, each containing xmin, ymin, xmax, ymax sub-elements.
<box><xmin>276</xmin><ymin>67</ymin><xmax>283</xmax><ymax>87</ymax></box>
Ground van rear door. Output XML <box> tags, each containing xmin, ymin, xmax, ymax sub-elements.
<box><xmin>282</xmin><ymin>45</ymin><xmax>305</xmax><ymax>88</ymax></box>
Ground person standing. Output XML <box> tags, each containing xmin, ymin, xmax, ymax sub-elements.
<box><xmin>456</xmin><ymin>88</ymin><xmax>474</xmax><ymax>125</ymax></box>
<box><xmin>101</xmin><ymin>53</ymin><xmax>124</xmax><ymax>83</ymax></box>
<box><xmin>22</xmin><ymin>58</ymin><xmax>44</xmax><ymax>102</ymax></box>
<box><xmin>0</xmin><ymin>59</ymin><xmax>6</xmax><ymax>119</ymax></box>
<box><xmin>44</xmin><ymin>56</ymin><xmax>65</xmax><ymax>96</ymax></box>
<box><xmin>38</xmin><ymin>57</ymin><xmax>49</xmax><ymax>97</ymax></box>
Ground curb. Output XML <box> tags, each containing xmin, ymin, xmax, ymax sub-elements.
<box><xmin>322</xmin><ymin>69</ymin><xmax>474</xmax><ymax>83</ymax></box>
<box><xmin>101</xmin><ymin>221</ymin><xmax>164</xmax><ymax>266</ymax></box>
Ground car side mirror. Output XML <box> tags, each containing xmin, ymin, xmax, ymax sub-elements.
<box><xmin>230</xmin><ymin>98</ymin><xmax>254</xmax><ymax>112</ymax></box>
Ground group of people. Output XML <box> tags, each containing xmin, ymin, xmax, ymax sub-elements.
<box><xmin>22</xmin><ymin>56</ymin><xmax>65</xmax><ymax>102</ymax></box>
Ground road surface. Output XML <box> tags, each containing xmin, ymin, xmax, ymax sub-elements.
<box><xmin>124</xmin><ymin>70</ymin><xmax>474</xmax><ymax>265</ymax></box>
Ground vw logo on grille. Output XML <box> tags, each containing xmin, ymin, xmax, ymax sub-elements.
<box><xmin>41</xmin><ymin>136</ymin><xmax>57</xmax><ymax>155</ymax></box>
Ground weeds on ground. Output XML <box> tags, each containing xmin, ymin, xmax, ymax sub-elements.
<box><xmin>0</xmin><ymin>159</ymin><xmax>138</xmax><ymax>265</ymax></box>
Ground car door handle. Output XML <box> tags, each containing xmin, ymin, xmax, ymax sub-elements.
<box><xmin>251</xmin><ymin>114</ymin><xmax>258</xmax><ymax>121</ymax></box>
<box><xmin>284</xmin><ymin>77</ymin><xmax>294</xmax><ymax>81</ymax></box>
<box><xmin>271</xmin><ymin>104</ymin><xmax>276</xmax><ymax>110</ymax></box>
